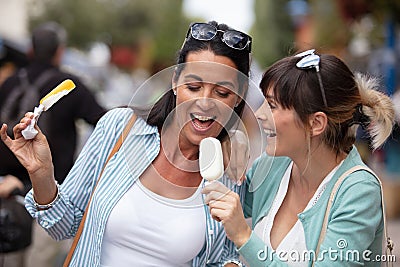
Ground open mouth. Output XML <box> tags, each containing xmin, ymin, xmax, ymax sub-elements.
<box><xmin>264</xmin><ymin>129</ymin><xmax>276</xmax><ymax>137</ymax></box>
<box><xmin>190</xmin><ymin>113</ymin><xmax>216</xmax><ymax>131</ymax></box>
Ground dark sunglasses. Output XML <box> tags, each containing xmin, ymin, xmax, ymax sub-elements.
<box><xmin>183</xmin><ymin>23</ymin><xmax>252</xmax><ymax>52</ymax></box>
<box><xmin>295</xmin><ymin>49</ymin><xmax>328</xmax><ymax>107</ymax></box>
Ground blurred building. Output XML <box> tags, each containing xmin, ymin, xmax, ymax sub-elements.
<box><xmin>0</xmin><ymin>0</ymin><xmax>29</xmax><ymax>43</ymax></box>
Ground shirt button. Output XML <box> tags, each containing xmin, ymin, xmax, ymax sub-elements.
<box><xmin>42</xmin><ymin>221</ymin><xmax>49</xmax><ymax>227</ymax></box>
<box><xmin>299</xmin><ymin>214</ymin><xmax>305</xmax><ymax>220</ymax></box>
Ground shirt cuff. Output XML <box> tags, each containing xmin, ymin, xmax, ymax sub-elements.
<box><xmin>238</xmin><ymin>231</ymin><xmax>281</xmax><ymax>266</ymax></box>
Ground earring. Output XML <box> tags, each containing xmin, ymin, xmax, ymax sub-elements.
<box><xmin>173</xmin><ymin>90</ymin><xmax>177</xmax><ymax>96</ymax></box>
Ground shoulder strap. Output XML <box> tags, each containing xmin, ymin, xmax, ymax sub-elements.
<box><xmin>0</xmin><ymin>68</ymin><xmax>58</xmax><ymax>124</ymax></box>
<box><xmin>63</xmin><ymin>114</ymin><xmax>137</xmax><ymax>267</ymax></box>
<box><xmin>18</xmin><ymin>68</ymin><xmax>58</xmax><ymax>114</ymax></box>
<box><xmin>313</xmin><ymin>165</ymin><xmax>394</xmax><ymax>267</ymax></box>
<box><xmin>19</xmin><ymin>67</ymin><xmax>59</xmax><ymax>89</ymax></box>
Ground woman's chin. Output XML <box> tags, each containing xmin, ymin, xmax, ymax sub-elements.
<box><xmin>265</xmin><ymin>144</ymin><xmax>277</xmax><ymax>157</ymax></box>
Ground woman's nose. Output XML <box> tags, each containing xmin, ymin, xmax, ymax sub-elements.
<box><xmin>196</xmin><ymin>97</ymin><xmax>216</xmax><ymax>110</ymax></box>
<box><xmin>255</xmin><ymin>101</ymin><xmax>269</xmax><ymax>121</ymax></box>
<box><xmin>196</xmin><ymin>89</ymin><xmax>216</xmax><ymax>110</ymax></box>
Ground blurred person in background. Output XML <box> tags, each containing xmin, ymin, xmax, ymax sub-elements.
<box><xmin>0</xmin><ymin>35</ymin><xmax>29</xmax><ymax>267</ymax></box>
<box><xmin>0</xmin><ymin>37</ymin><xmax>28</xmax><ymax>86</ymax></box>
<box><xmin>0</xmin><ymin>21</ymin><xmax>105</xmax><ymax>267</ymax></box>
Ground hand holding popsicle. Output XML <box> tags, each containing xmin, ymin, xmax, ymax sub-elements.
<box><xmin>22</xmin><ymin>79</ymin><xmax>76</xmax><ymax>139</ymax></box>
<box><xmin>200</xmin><ymin>138</ymin><xmax>252</xmax><ymax>246</ymax></box>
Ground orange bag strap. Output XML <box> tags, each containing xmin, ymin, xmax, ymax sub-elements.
<box><xmin>63</xmin><ymin>114</ymin><xmax>137</xmax><ymax>267</ymax></box>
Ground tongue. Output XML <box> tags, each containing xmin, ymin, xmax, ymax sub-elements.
<box><xmin>193</xmin><ymin>118</ymin><xmax>213</xmax><ymax>129</ymax></box>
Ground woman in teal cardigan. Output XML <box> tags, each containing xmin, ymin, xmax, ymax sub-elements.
<box><xmin>203</xmin><ymin>50</ymin><xmax>395</xmax><ymax>266</ymax></box>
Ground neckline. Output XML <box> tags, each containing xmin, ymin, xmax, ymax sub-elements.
<box><xmin>136</xmin><ymin>179</ymin><xmax>204</xmax><ymax>206</ymax></box>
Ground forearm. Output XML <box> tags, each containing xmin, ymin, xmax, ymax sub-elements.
<box><xmin>238</xmin><ymin>231</ymin><xmax>288</xmax><ymax>267</ymax></box>
<box><xmin>29</xmin><ymin>164</ymin><xmax>58</xmax><ymax>206</ymax></box>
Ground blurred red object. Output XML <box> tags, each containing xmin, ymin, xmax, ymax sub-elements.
<box><xmin>111</xmin><ymin>46</ymin><xmax>137</xmax><ymax>69</ymax></box>
<box><xmin>336</xmin><ymin>0</ymin><xmax>371</xmax><ymax>22</ymax></box>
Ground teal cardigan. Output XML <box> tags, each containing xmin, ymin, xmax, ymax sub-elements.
<box><xmin>239</xmin><ymin>146</ymin><xmax>383</xmax><ymax>266</ymax></box>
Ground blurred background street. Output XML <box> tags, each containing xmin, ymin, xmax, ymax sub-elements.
<box><xmin>1</xmin><ymin>0</ymin><xmax>399</xmax><ymax>266</ymax></box>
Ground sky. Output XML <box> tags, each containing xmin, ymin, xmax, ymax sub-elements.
<box><xmin>182</xmin><ymin>0</ymin><xmax>255</xmax><ymax>33</ymax></box>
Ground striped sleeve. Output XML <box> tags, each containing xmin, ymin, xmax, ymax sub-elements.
<box><xmin>25</xmin><ymin>108</ymin><xmax>132</xmax><ymax>240</ymax></box>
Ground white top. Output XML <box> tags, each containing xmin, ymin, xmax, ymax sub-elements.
<box><xmin>254</xmin><ymin>161</ymin><xmax>342</xmax><ymax>266</ymax></box>
<box><xmin>100</xmin><ymin>179</ymin><xmax>206</xmax><ymax>267</ymax></box>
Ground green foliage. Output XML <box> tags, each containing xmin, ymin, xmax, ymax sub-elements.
<box><xmin>311</xmin><ymin>0</ymin><xmax>350</xmax><ymax>50</ymax></box>
<box><xmin>28</xmin><ymin>0</ymin><xmax>190</xmax><ymax>65</ymax></box>
<box><xmin>252</xmin><ymin>0</ymin><xmax>295</xmax><ymax>68</ymax></box>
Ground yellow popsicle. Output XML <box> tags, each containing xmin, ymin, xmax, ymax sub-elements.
<box><xmin>21</xmin><ymin>79</ymin><xmax>76</xmax><ymax>139</ymax></box>
<box><xmin>39</xmin><ymin>79</ymin><xmax>76</xmax><ymax>111</ymax></box>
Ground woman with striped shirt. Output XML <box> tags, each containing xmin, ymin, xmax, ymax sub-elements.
<box><xmin>1</xmin><ymin>21</ymin><xmax>252</xmax><ymax>266</ymax></box>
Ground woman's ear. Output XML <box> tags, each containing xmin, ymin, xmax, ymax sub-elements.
<box><xmin>235</xmin><ymin>98</ymin><xmax>241</xmax><ymax>107</ymax></box>
<box><xmin>171</xmin><ymin>71</ymin><xmax>177</xmax><ymax>90</ymax></box>
<box><xmin>309</xmin><ymin>112</ymin><xmax>327</xmax><ymax>137</ymax></box>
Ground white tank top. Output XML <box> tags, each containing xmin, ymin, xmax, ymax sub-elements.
<box><xmin>254</xmin><ymin>161</ymin><xmax>342</xmax><ymax>266</ymax></box>
<box><xmin>100</xmin><ymin>179</ymin><xmax>206</xmax><ymax>267</ymax></box>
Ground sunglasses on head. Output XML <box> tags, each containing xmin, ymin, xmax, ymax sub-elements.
<box><xmin>183</xmin><ymin>23</ymin><xmax>252</xmax><ymax>52</ymax></box>
<box><xmin>295</xmin><ymin>49</ymin><xmax>328</xmax><ymax>107</ymax></box>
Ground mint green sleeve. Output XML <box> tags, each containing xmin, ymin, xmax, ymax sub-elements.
<box><xmin>238</xmin><ymin>232</ymin><xmax>289</xmax><ymax>266</ymax></box>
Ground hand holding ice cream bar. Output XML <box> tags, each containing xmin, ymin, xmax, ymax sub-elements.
<box><xmin>22</xmin><ymin>79</ymin><xmax>76</xmax><ymax>139</ymax></box>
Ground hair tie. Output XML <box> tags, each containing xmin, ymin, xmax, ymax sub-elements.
<box><xmin>350</xmin><ymin>104</ymin><xmax>370</xmax><ymax>129</ymax></box>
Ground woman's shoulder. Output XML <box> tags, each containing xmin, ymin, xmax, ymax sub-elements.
<box><xmin>98</xmin><ymin>107</ymin><xmax>157</xmax><ymax>137</ymax></box>
<box><xmin>94</xmin><ymin>107</ymin><xmax>135</xmax><ymax>137</ymax></box>
<box><xmin>340</xmin><ymin>167</ymin><xmax>381</xmax><ymax>191</ymax></box>
<box><xmin>248</xmin><ymin>153</ymin><xmax>291</xmax><ymax>177</ymax></box>
<box><xmin>100</xmin><ymin>107</ymin><xmax>134</xmax><ymax>123</ymax></box>
<box><xmin>337</xmin><ymin>147</ymin><xmax>381</xmax><ymax>189</ymax></box>
<box><xmin>246</xmin><ymin>153</ymin><xmax>291</xmax><ymax>190</ymax></box>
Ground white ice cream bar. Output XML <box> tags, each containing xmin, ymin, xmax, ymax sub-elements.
<box><xmin>199</xmin><ymin>137</ymin><xmax>224</xmax><ymax>181</ymax></box>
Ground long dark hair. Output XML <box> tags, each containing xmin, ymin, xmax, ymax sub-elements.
<box><xmin>140</xmin><ymin>21</ymin><xmax>251</xmax><ymax>140</ymax></box>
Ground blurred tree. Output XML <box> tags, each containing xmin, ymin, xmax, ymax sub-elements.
<box><xmin>310</xmin><ymin>0</ymin><xmax>350</xmax><ymax>54</ymax></box>
<box><xmin>370</xmin><ymin>0</ymin><xmax>400</xmax><ymax>23</ymax></box>
<box><xmin>311</xmin><ymin>0</ymin><xmax>400</xmax><ymax>54</ymax></box>
<box><xmin>252</xmin><ymin>0</ymin><xmax>295</xmax><ymax>67</ymax></box>
<box><xmin>27</xmin><ymin>0</ymin><xmax>190</xmax><ymax>66</ymax></box>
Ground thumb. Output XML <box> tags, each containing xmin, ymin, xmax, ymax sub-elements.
<box><xmin>0</xmin><ymin>123</ymin><xmax>13</xmax><ymax>148</ymax></box>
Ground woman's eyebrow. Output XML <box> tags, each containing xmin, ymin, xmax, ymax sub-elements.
<box><xmin>216</xmin><ymin>81</ymin><xmax>235</xmax><ymax>89</ymax></box>
<box><xmin>184</xmin><ymin>74</ymin><xmax>203</xmax><ymax>81</ymax></box>
<box><xmin>266</xmin><ymin>94</ymin><xmax>274</xmax><ymax>99</ymax></box>
<box><xmin>184</xmin><ymin>74</ymin><xmax>235</xmax><ymax>88</ymax></box>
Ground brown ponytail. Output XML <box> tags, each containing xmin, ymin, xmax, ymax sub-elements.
<box><xmin>355</xmin><ymin>73</ymin><xmax>395</xmax><ymax>150</ymax></box>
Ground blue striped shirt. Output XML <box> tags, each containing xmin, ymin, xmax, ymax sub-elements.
<box><xmin>25</xmin><ymin>108</ymin><xmax>246</xmax><ymax>266</ymax></box>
